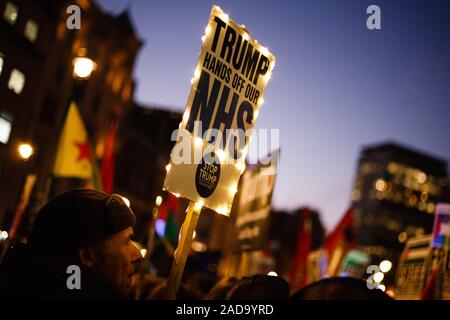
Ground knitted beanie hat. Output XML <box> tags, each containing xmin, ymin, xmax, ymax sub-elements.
<box><xmin>30</xmin><ymin>188</ymin><xmax>135</xmax><ymax>253</ymax></box>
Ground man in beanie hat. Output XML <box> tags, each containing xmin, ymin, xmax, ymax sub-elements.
<box><xmin>0</xmin><ymin>189</ymin><xmax>142</xmax><ymax>299</ymax></box>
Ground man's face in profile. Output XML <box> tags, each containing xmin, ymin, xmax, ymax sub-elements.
<box><xmin>90</xmin><ymin>227</ymin><xmax>142</xmax><ymax>296</ymax></box>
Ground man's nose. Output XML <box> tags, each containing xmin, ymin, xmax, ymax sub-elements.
<box><xmin>130</xmin><ymin>241</ymin><xmax>143</xmax><ymax>264</ymax></box>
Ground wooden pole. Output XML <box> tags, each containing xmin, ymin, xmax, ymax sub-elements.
<box><xmin>163</xmin><ymin>201</ymin><xmax>201</xmax><ymax>299</ymax></box>
<box><xmin>0</xmin><ymin>174</ymin><xmax>36</xmax><ymax>265</ymax></box>
<box><xmin>238</xmin><ymin>251</ymin><xmax>250</xmax><ymax>278</ymax></box>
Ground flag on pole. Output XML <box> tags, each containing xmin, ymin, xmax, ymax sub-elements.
<box><xmin>0</xmin><ymin>174</ymin><xmax>37</xmax><ymax>264</ymax></box>
<box><xmin>326</xmin><ymin>207</ymin><xmax>355</xmax><ymax>276</ymax></box>
<box><xmin>90</xmin><ymin>152</ymin><xmax>104</xmax><ymax>191</ymax></box>
<box><xmin>421</xmin><ymin>265</ymin><xmax>439</xmax><ymax>300</ymax></box>
<box><xmin>100</xmin><ymin>122</ymin><xmax>117</xmax><ymax>194</ymax></box>
<box><xmin>53</xmin><ymin>102</ymin><xmax>93</xmax><ymax>179</ymax></box>
<box><xmin>157</xmin><ymin>194</ymin><xmax>180</xmax><ymax>245</ymax></box>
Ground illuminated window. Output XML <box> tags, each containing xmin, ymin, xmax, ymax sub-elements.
<box><xmin>420</xmin><ymin>192</ymin><xmax>428</xmax><ymax>202</ymax></box>
<box><xmin>8</xmin><ymin>68</ymin><xmax>25</xmax><ymax>94</ymax></box>
<box><xmin>0</xmin><ymin>112</ymin><xmax>13</xmax><ymax>144</ymax></box>
<box><xmin>112</xmin><ymin>73</ymin><xmax>123</xmax><ymax>93</ymax></box>
<box><xmin>0</xmin><ymin>53</ymin><xmax>4</xmax><ymax>76</ymax></box>
<box><xmin>360</xmin><ymin>163</ymin><xmax>372</xmax><ymax>174</ymax></box>
<box><xmin>416</xmin><ymin>172</ymin><xmax>427</xmax><ymax>184</ymax></box>
<box><xmin>408</xmin><ymin>195</ymin><xmax>417</xmax><ymax>206</ymax></box>
<box><xmin>3</xmin><ymin>2</ymin><xmax>18</xmax><ymax>25</ymax></box>
<box><xmin>418</xmin><ymin>202</ymin><xmax>427</xmax><ymax>211</ymax></box>
<box><xmin>398</xmin><ymin>232</ymin><xmax>407</xmax><ymax>243</ymax></box>
<box><xmin>24</xmin><ymin>19</ymin><xmax>39</xmax><ymax>42</ymax></box>
<box><xmin>122</xmin><ymin>82</ymin><xmax>132</xmax><ymax>101</ymax></box>
<box><xmin>387</xmin><ymin>162</ymin><xmax>398</xmax><ymax>174</ymax></box>
<box><xmin>375</xmin><ymin>179</ymin><xmax>387</xmax><ymax>192</ymax></box>
<box><xmin>352</xmin><ymin>190</ymin><xmax>361</xmax><ymax>201</ymax></box>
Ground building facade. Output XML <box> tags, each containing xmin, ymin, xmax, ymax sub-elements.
<box><xmin>114</xmin><ymin>104</ymin><xmax>181</xmax><ymax>240</ymax></box>
<box><xmin>352</xmin><ymin>142</ymin><xmax>448</xmax><ymax>271</ymax></box>
<box><xmin>0</xmin><ymin>0</ymin><xmax>142</xmax><ymax>232</ymax></box>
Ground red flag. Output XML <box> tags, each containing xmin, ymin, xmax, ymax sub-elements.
<box><xmin>421</xmin><ymin>267</ymin><xmax>438</xmax><ymax>300</ymax></box>
<box><xmin>290</xmin><ymin>208</ymin><xmax>312</xmax><ymax>290</ymax></box>
<box><xmin>101</xmin><ymin>122</ymin><xmax>117</xmax><ymax>194</ymax></box>
<box><xmin>154</xmin><ymin>194</ymin><xmax>181</xmax><ymax>245</ymax></box>
<box><xmin>326</xmin><ymin>207</ymin><xmax>354</xmax><ymax>257</ymax></box>
<box><xmin>325</xmin><ymin>207</ymin><xmax>355</xmax><ymax>277</ymax></box>
<box><xmin>158</xmin><ymin>193</ymin><xmax>180</xmax><ymax>220</ymax></box>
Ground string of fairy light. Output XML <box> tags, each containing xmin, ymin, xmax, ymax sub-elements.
<box><xmin>164</xmin><ymin>6</ymin><xmax>275</xmax><ymax>215</ymax></box>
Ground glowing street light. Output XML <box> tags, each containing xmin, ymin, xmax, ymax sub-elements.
<box><xmin>73</xmin><ymin>56</ymin><xmax>95</xmax><ymax>79</ymax></box>
<box><xmin>379</xmin><ymin>260</ymin><xmax>392</xmax><ymax>273</ymax></box>
<box><xmin>377</xmin><ymin>285</ymin><xmax>386</xmax><ymax>292</ymax></box>
<box><xmin>18</xmin><ymin>143</ymin><xmax>33</xmax><ymax>160</ymax></box>
<box><xmin>375</xmin><ymin>178</ymin><xmax>387</xmax><ymax>192</ymax></box>
<box><xmin>373</xmin><ymin>272</ymin><xmax>384</xmax><ymax>283</ymax></box>
<box><xmin>0</xmin><ymin>231</ymin><xmax>8</xmax><ymax>241</ymax></box>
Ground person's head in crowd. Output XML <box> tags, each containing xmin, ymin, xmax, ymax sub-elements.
<box><xmin>204</xmin><ymin>276</ymin><xmax>238</xmax><ymax>300</ymax></box>
<box><xmin>30</xmin><ymin>188</ymin><xmax>142</xmax><ymax>297</ymax></box>
<box><xmin>290</xmin><ymin>277</ymin><xmax>393</xmax><ymax>300</ymax></box>
<box><xmin>227</xmin><ymin>274</ymin><xmax>290</xmax><ymax>300</ymax></box>
<box><xmin>0</xmin><ymin>188</ymin><xmax>142</xmax><ymax>299</ymax></box>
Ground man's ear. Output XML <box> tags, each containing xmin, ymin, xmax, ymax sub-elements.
<box><xmin>78</xmin><ymin>247</ymin><xmax>94</xmax><ymax>268</ymax></box>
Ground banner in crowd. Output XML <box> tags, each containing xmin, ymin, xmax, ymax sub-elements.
<box><xmin>163</xmin><ymin>6</ymin><xmax>276</xmax><ymax>216</ymax></box>
<box><xmin>233</xmin><ymin>150</ymin><xmax>278</xmax><ymax>252</ymax></box>
<box><xmin>394</xmin><ymin>234</ymin><xmax>432</xmax><ymax>299</ymax></box>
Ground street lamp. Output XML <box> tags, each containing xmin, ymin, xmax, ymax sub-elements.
<box><xmin>73</xmin><ymin>56</ymin><xmax>95</xmax><ymax>79</ymax></box>
<box><xmin>379</xmin><ymin>260</ymin><xmax>392</xmax><ymax>273</ymax></box>
<box><xmin>18</xmin><ymin>143</ymin><xmax>33</xmax><ymax>160</ymax></box>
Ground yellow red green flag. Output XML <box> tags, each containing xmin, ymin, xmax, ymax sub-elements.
<box><xmin>53</xmin><ymin>102</ymin><xmax>93</xmax><ymax>179</ymax></box>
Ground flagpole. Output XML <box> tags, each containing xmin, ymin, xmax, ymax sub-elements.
<box><xmin>144</xmin><ymin>206</ymin><xmax>159</xmax><ymax>264</ymax></box>
<box><xmin>134</xmin><ymin>206</ymin><xmax>159</xmax><ymax>300</ymax></box>
<box><xmin>43</xmin><ymin>95</ymin><xmax>74</xmax><ymax>199</ymax></box>
<box><xmin>17</xmin><ymin>94</ymin><xmax>72</xmax><ymax>239</ymax></box>
<box><xmin>163</xmin><ymin>201</ymin><xmax>201</xmax><ymax>299</ymax></box>
<box><xmin>89</xmin><ymin>142</ymin><xmax>103</xmax><ymax>191</ymax></box>
<box><xmin>3</xmin><ymin>56</ymin><xmax>97</xmax><ymax>262</ymax></box>
<box><xmin>44</xmin><ymin>54</ymin><xmax>97</xmax><ymax>198</ymax></box>
<box><xmin>0</xmin><ymin>174</ymin><xmax>37</xmax><ymax>265</ymax></box>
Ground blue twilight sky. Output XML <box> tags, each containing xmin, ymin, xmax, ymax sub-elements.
<box><xmin>96</xmin><ymin>0</ymin><xmax>450</xmax><ymax>231</ymax></box>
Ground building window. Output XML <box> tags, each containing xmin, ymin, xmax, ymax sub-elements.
<box><xmin>0</xmin><ymin>53</ymin><xmax>4</xmax><ymax>76</ymax></box>
<box><xmin>0</xmin><ymin>112</ymin><xmax>13</xmax><ymax>144</ymax></box>
<box><xmin>3</xmin><ymin>2</ymin><xmax>18</xmax><ymax>25</ymax></box>
<box><xmin>112</xmin><ymin>73</ymin><xmax>123</xmax><ymax>93</ymax></box>
<box><xmin>8</xmin><ymin>68</ymin><xmax>25</xmax><ymax>94</ymax></box>
<box><xmin>122</xmin><ymin>82</ymin><xmax>132</xmax><ymax>101</ymax></box>
<box><xmin>24</xmin><ymin>19</ymin><xmax>39</xmax><ymax>42</ymax></box>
